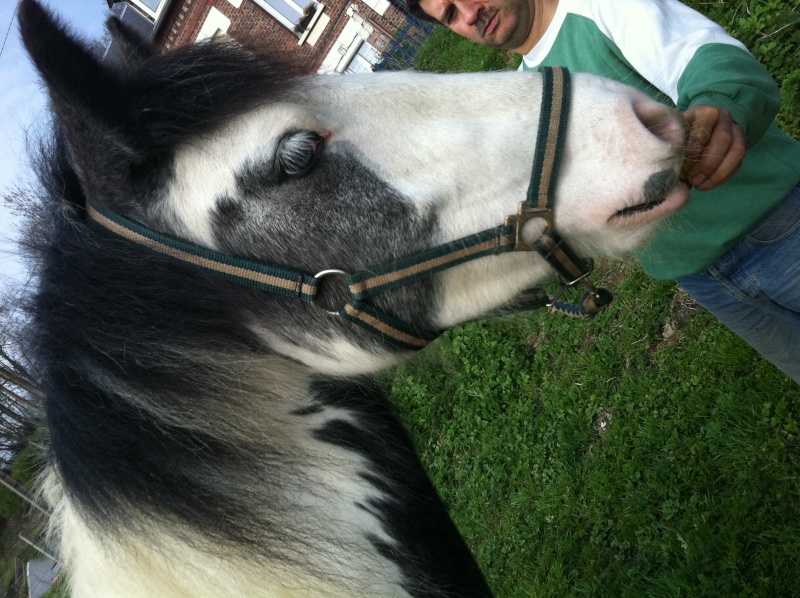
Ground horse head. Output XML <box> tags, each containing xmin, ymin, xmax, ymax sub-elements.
<box><xmin>20</xmin><ymin>0</ymin><xmax>687</xmax><ymax>377</ymax></box>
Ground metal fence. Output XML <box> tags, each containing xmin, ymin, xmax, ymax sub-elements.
<box><xmin>374</xmin><ymin>1</ymin><xmax>434</xmax><ymax>71</ymax></box>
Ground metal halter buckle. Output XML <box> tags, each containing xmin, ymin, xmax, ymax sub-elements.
<box><xmin>504</xmin><ymin>202</ymin><xmax>554</xmax><ymax>252</ymax></box>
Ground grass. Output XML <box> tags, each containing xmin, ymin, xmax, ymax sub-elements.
<box><xmin>387</xmin><ymin>2</ymin><xmax>800</xmax><ymax>595</ymax></box>
<box><xmin>39</xmin><ymin>579</ymin><xmax>68</xmax><ymax>598</ymax></box>
<box><xmin>389</xmin><ymin>265</ymin><xmax>800</xmax><ymax>596</ymax></box>
<box><xmin>0</xmin><ymin>432</ymin><xmax>48</xmax><ymax>597</ymax></box>
<box><xmin>413</xmin><ymin>27</ymin><xmax>520</xmax><ymax>72</ymax></box>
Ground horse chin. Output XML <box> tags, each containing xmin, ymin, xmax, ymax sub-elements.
<box><xmin>607</xmin><ymin>182</ymin><xmax>690</xmax><ymax>229</ymax></box>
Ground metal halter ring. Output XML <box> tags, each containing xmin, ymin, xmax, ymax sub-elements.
<box><xmin>312</xmin><ymin>269</ymin><xmax>350</xmax><ymax>316</ymax></box>
<box><xmin>545</xmin><ymin>259</ymin><xmax>597</xmax><ymax>307</ymax></box>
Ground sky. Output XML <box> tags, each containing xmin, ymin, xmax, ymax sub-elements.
<box><xmin>0</xmin><ymin>0</ymin><xmax>109</xmax><ymax>297</ymax></box>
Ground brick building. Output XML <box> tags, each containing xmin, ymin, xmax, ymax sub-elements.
<box><xmin>108</xmin><ymin>0</ymin><xmax>432</xmax><ymax>74</ymax></box>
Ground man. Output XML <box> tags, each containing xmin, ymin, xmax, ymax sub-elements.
<box><xmin>407</xmin><ymin>0</ymin><xmax>800</xmax><ymax>382</ymax></box>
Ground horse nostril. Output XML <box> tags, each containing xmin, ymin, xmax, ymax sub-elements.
<box><xmin>632</xmin><ymin>100</ymin><xmax>688</xmax><ymax>150</ymax></box>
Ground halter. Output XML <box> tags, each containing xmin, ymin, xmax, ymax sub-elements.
<box><xmin>86</xmin><ymin>67</ymin><xmax>611</xmax><ymax>351</ymax></box>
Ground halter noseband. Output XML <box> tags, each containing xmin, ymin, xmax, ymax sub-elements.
<box><xmin>86</xmin><ymin>67</ymin><xmax>611</xmax><ymax>351</ymax></box>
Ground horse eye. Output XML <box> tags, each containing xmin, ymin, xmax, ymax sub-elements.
<box><xmin>277</xmin><ymin>131</ymin><xmax>324</xmax><ymax>179</ymax></box>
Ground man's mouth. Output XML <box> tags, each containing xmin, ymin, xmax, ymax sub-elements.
<box><xmin>477</xmin><ymin>8</ymin><xmax>498</xmax><ymax>38</ymax></box>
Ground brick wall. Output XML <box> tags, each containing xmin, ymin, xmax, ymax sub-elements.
<box><xmin>153</xmin><ymin>0</ymin><xmax>417</xmax><ymax>74</ymax></box>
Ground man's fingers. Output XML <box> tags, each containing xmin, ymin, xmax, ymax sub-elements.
<box><xmin>694</xmin><ymin>121</ymin><xmax>746</xmax><ymax>190</ymax></box>
<box><xmin>687</xmin><ymin>112</ymin><xmax>731</xmax><ymax>187</ymax></box>
<box><xmin>680</xmin><ymin>105</ymin><xmax>745</xmax><ymax>191</ymax></box>
<box><xmin>684</xmin><ymin>105</ymin><xmax>716</xmax><ymax>160</ymax></box>
<box><xmin>680</xmin><ymin>105</ymin><xmax>717</xmax><ymax>184</ymax></box>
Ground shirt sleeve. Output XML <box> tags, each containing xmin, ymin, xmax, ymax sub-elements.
<box><xmin>591</xmin><ymin>0</ymin><xmax>780</xmax><ymax>146</ymax></box>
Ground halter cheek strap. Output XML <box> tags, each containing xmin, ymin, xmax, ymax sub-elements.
<box><xmin>86</xmin><ymin>67</ymin><xmax>611</xmax><ymax>352</ymax></box>
<box><xmin>509</xmin><ymin>66</ymin><xmax>613</xmax><ymax>318</ymax></box>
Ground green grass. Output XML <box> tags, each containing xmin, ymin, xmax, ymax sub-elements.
<box><xmin>0</xmin><ymin>430</ymin><xmax>46</xmax><ymax>518</ymax></box>
<box><xmin>389</xmin><ymin>265</ymin><xmax>800</xmax><ymax>596</ymax></box>
<box><xmin>413</xmin><ymin>27</ymin><xmax>520</xmax><ymax>72</ymax></box>
<box><xmin>390</xmin><ymin>2</ymin><xmax>800</xmax><ymax>595</ymax></box>
<box><xmin>39</xmin><ymin>578</ymin><xmax>69</xmax><ymax>598</ymax></box>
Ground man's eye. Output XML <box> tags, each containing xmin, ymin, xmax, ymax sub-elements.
<box><xmin>443</xmin><ymin>6</ymin><xmax>456</xmax><ymax>25</ymax></box>
<box><xmin>277</xmin><ymin>131</ymin><xmax>324</xmax><ymax>179</ymax></box>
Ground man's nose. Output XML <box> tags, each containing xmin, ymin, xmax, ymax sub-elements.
<box><xmin>455</xmin><ymin>0</ymin><xmax>481</xmax><ymax>25</ymax></box>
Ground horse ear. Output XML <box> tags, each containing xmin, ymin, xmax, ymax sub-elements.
<box><xmin>19</xmin><ymin>0</ymin><xmax>141</xmax><ymax>206</ymax></box>
<box><xmin>106</xmin><ymin>16</ymin><xmax>156</xmax><ymax>70</ymax></box>
<box><xmin>19</xmin><ymin>0</ymin><xmax>122</xmax><ymax>124</ymax></box>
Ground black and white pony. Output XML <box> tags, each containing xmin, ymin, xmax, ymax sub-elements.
<box><xmin>17</xmin><ymin>1</ymin><xmax>688</xmax><ymax>596</ymax></box>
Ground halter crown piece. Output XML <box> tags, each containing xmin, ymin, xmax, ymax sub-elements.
<box><xmin>86</xmin><ymin>67</ymin><xmax>612</xmax><ymax>351</ymax></box>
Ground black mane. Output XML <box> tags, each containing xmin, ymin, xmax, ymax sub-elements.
<box><xmin>22</xmin><ymin>124</ymin><xmax>293</xmax><ymax>553</ymax></box>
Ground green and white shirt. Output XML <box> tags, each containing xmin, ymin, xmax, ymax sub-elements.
<box><xmin>520</xmin><ymin>0</ymin><xmax>800</xmax><ymax>279</ymax></box>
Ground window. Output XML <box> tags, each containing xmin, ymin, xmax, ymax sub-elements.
<box><xmin>125</xmin><ymin>0</ymin><xmax>169</xmax><ymax>22</ymax></box>
<box><xmin>252</xmin><ymin>0</ymin><xmax>317</xmax><ymax>34</ymax></box>
<box><xmin>344</xmin><ymin>42</ymin><xmax>382</xmax><ymax>74</ymax></box>
<box><xmin>317</xmin><ymin>10</ymin><xmax>379</xmax><ymax>74</ymax></box>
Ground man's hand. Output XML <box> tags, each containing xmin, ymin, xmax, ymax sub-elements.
<box><xmin>681</xmin><ymin>105</ymin><xmax>746</xmax><ymax>191</ymax></box>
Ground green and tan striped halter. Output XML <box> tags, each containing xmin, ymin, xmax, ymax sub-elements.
<box><xmin>86</xmin><ymin>67</ymin><xmax>611</xmax><ymax>351</ymax></box>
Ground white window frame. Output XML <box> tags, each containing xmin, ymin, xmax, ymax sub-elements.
<box><xmin>252</xmin><ymin>0</ymin><xmax>317</xmax><ymax>34</ymax></box>
<box><xmin>343</xmin><ymin>40</ymin><xmax>381</xmax><ymax>74</ymax></box>
<box><xmin>317</xmin><ymin>9</ymin><xmax>378</xmax><ymax>74</ymax></box>
<box><xmin>361</xmin><ymin>0</ymin><xmax>390</xmax><ymax>17</ymax></box>
<box><xmin>125</xmin><ymin>0</ymin><xmax>169</xmax><ymax>22</ymax></box>
<box><xmin>196</xmin><ymin>7</ymin><xmax>232</xmax><ymax>42</ymax></box>
<box><xmin>297</xmin><ymin>5</ymin><xmax>328</xmax><ymax>46</ymax></box>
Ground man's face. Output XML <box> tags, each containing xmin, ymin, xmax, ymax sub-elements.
<box><xmin>417</xmin><ymin>0</ymin><xmax>535</xmax><ymax>50</ymax></box>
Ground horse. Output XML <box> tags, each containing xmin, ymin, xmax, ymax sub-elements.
<box><xmin>16</xmin><ymin>1</ymin><xmax>689</xmax><ymax>596</ymax></box>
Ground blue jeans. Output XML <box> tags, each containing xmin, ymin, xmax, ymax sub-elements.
<box><xmin>679</xmin><ymin>182</ymin><xmax>800</xmax><ymax>384</ymax></box>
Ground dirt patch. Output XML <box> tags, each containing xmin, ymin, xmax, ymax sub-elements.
<box><xmin>594</xmin><ymin>406</ymin><xmax>614</xmax><ymax>436</ymax></box>
<box><xmin>586</xmin><ymin>406</ymin><xmax>615</xmax><ymax>456</ymax></box>
<box><xmin>594</xmin><ymin>259</ymin><xmax>631</xmax><ymax>288</ymax></box>
<box><xmin>526</xmin><ymin>329</ymin><xmax>548</xmax><ymax>354</ymax></box>
<box><xmin>657</xmin><ymin>288</ymin><xmax>702</xmax><ymax>348</ymax></box>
